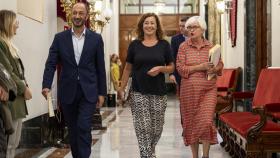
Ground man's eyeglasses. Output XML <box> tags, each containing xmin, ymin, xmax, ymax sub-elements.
<box><xmin>186</xmin><ymin>25</ymin><xmax>200</xmax><ymax>31</ymax></box>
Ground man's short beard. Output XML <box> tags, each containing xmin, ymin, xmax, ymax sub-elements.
<box><xmin>72</xmin><ymin>20</ymin><xmax>85</xmax><ymax>28</ymax></box>
<box><xmin>74</xmin><ymin>23</ymin><xmax>84</xmax><ymax>28</ymax></box>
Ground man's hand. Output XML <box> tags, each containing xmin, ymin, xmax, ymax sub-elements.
<box><xmin>0</xmin><ymin>86</ymin><xmax>8</xmax><ymax>101</ymax></box>
<box><xmin>41</xmin><ymin>88</ymin><xmax>50</xmax><ymax>100</ymax></box>
<box><xmin>96</xmin><ymin>95</ymin><xmax>104</xmax><ymax>108</ymax></box>
<box><xmin>169</xmin><ymin>74</ymin><xmax>177</xmax><ymax>85</ymax></box>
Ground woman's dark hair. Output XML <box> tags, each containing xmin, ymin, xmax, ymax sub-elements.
<box><xmin>136</xmin><ymin>13</ymin><xmax>164</xmax><ymax>41</ymax></box>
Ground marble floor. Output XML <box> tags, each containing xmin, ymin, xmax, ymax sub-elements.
<box><xmin>16</xmin><ymin>96</ymin><xmax>232</xmax><ymax>158</ymax></box>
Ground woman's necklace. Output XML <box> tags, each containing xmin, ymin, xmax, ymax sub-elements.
<box><xmin>142</xmin><ymin>39</ymin><xmax>158</xmax><ymax>47</ymax></box>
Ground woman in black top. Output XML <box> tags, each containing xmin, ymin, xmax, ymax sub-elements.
<box><xmin>119</xmin><ymin>13</ymin><xmax>174</xmax><ymax>158</ymax></box>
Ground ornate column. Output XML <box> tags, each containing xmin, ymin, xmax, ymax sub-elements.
<box><xmin>244</xmin><ymin>0</ymin><xmax>256</xmax><ymax>111</ymax></box>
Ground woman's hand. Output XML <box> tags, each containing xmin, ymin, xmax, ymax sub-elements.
<box><xmin>24</xmin><ymin>87</ymin><xmax>32</xmax><ymax>100</ymax></box>
<box><xmin>147</xmin><ymin>66</ymin><xmax>162</xmax><ymax>77</ymax></box>
<box><xmin>207</xmin><ymin>67</ymin><xmax>217</xmax><ymax>75</ymax></box>
<box><xmin>199</xmin><ymin>62</ymin><xmax>214</xmax><ymax>71</ymax></box>
<box><xmin>0</xmin><ymin>86</ymin><xmax>8</xmax><ymax>101</ymax></box>
<box><xmin>117</xmin><ymin>89</ymin><xmax>125</xmax><ymax>101</ymax></box>
<box><xmin>169</xmin><ymin>74</ymin><xmax>177</xmax><ymax>85</ymax></box>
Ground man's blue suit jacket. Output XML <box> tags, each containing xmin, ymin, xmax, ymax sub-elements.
<box><xmin>170</xmin><ymin>33</ymin><xmax>186</xmax><ymax>86</ymax></box>
<box><xmin>42</xmin><ymin>29</ymin><xmax>107</xmax><ymax>105</ymax></box>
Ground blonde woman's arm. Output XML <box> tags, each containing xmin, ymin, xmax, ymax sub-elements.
<box><xmin>0</xmin><ymin>41</ymin><xmax>26</xmax><ymax>96</ymax></box>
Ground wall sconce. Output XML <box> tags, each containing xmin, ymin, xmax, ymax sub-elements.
<box><xmin>154</xmin><ymin>0</ymin><xmax>166</xmax><ymax>7</ymax></box>
<box><xmin>60</xmin><ymin>0</ymin><xmax>112</xmax><ymax>33</ymax></box>
<box><xmin>216</xmin><ymin>0</ymin><xmax>232</xmax><ymax>37</ymax></box>
<box><xmin>216</xmin><ymin>0</ymin><xmax>232</xmax><ymax>13</ymax></box>
<box><xmin>154</xmin><ymin>0</ymin><xmax>166</xmax><ymax>14</ymax></box>
<box><xmin>87</xmin><ymin>0</ymin><xmax>112</xmax><ymax>32</ymax></box>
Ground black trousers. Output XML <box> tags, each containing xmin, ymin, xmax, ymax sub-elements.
<box><xmin>60</xmin><ymin>83</ymin><xmax>96</xmax><ymax>158</ymax></box>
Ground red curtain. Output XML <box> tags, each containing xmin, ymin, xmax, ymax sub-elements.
<box><xmin>57</xmin><ymin>0</ymin><xmax>66</xmax><ymax>21</ymax></box>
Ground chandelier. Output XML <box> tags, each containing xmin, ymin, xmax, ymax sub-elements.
<box><xmin>215</xmin><ymin>0</ymin><xmax>233</xmax><ymax>37</ymax></box>
<box><xmin>60</xmin><ymin>0</ymin><xmax>112</xmax><ymax>32</ymax></box>
<box><xmin>154</xmin><ymin>0</ymin><xmax>166</xmax><ymax>7</ymax></box>
<box><xmin>216</xmin><ymin>0</ymin><xmax>232</xmax><ymax>13</ymax></box>
<box><xmin>154</xmin><ymin>0</ymin><xmax>166</xmax><ymax>14</ymax></box>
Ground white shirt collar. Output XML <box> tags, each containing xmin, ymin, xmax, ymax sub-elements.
<box><xmin>71</xmin><ymin>27</ymin><xmax>86</xmax><ymax>38</ymax></box>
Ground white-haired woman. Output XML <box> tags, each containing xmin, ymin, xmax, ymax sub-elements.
<box><xmin>176</xmin><ymin>16</ymin><xmax>223</xmax><ymax>158</ymax></box>
<box><xmin>0</xmin><ymin>10</ymin><xmax>32</xmax><ymax>158</ymax></box>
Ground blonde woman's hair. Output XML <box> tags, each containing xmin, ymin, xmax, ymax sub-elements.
<box><xmin>0</xmin><ymin>10</ymin><xmax>19</xmax><ymax>58</ymax></box>
<box><xmin>0</xmin><ymin>10</ymin><xmax>16</xmax><ymax>39</ymax></box>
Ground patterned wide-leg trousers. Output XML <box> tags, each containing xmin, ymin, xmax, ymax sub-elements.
<box><xmin>130</xmin><ymin>92</ymin><xmax>167</xmax><ymax>158</ymax></box>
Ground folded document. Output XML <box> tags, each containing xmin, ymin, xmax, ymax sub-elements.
<box><xmin>208</xmin><ymin>44</ymin><xmax>221</xmax><ymax>80</ymax></box>
<box><xmin>47</xmin><ymin>92</ymin><xmax>55</xmax><ymax>117</ymax></box>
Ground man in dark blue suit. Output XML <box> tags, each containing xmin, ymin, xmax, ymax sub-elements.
<box><xmin>169</xmin><ymin>16</ymin><xmax>188</xmax><ymax>94</ymax></box>
<box><xmin>170</xmin><ymin>17</ymin><xmax>188</xmax><ymax>130</ymax></box>
<box><xmin>42</xmin><ymin>2</ymin><xmax>106</xmax><ymax>158</ymax></box>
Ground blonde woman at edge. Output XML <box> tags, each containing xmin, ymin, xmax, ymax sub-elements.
<box><xmin>0</xmin><ymin>10</ymin><xmax>32</xmax><ymax>158</ymax></box>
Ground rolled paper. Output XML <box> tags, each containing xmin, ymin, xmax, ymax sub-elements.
<box><xmin>47</xmin><ymin>92</ymin><xmax>55</xmax><ymax>117</ymax></box>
